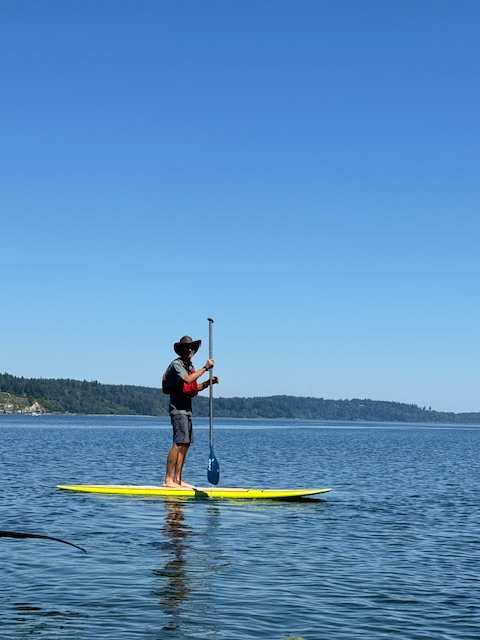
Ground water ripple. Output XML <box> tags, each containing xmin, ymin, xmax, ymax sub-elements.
<box><xmin>2</xmin><ymin>416</ymin><xmax>480</xmax><ymax>639</ymax></box>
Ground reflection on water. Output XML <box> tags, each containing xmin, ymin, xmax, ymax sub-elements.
<box><xmin>12</xmin><ymin>600</ymin><xmax>83</xmax><ymax>636</ymax></box>
<box><xmin>151</xmin><ymin>499</ymin><xmax>227</xmax><ymax>638</ymax></box>
<box><xmin>14</xmin><ymin>602</ymin><xmax>42</xmax><ymax>624</ymax></box>
<box><xmin>153</xmin><ymin>500</ymin><xmax>191</xmax><ymax>617</ymax></box>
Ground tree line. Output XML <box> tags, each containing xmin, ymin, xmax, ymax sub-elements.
<box><xmin>0</xmin><ymin>372</ymin><xmax>479</xmax><ymax>424</ymax></box>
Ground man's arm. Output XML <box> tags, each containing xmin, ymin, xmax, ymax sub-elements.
<box><xmin>182</xmin><ymin>358</ymin><xmax>215</xmax><ymax>384</ymax></box>
<box><xmin>197</xmin><ymin>376</ymin><xmax>219</xmax><ymax>391</ymax></box>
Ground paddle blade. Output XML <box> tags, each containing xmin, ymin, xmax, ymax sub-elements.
<box><xmin>207</xmin><ymin>449</ymin><xmax>220</xmax><ymax>485</ymax></box>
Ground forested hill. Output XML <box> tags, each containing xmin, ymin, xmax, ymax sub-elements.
<box><xmin>1</xmin><ymin>372</ymin><xmax>479</xmax><ymax>424</ymax></box>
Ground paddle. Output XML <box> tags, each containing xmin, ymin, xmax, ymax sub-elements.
<box><xmin>207</xmin><ymin>317</ymin><xmax>220</xmax><ymax>485</ymax></box>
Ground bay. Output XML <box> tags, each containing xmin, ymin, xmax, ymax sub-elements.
<box><xmin>1</xmin><ymin>414</ymin><xmax>480</xmax><ymax>639</ymax></box>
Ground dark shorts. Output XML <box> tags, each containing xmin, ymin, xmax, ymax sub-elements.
<box><xmin>170</xmin><ymin>413</ymin><xmax>193</xmax><ymax>445</ymax></box>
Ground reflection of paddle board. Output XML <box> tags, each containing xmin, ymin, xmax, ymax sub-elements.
<box><xmin>57</xmin><ymin>485</ymin><xmax>331</xmax><ymax>500</ymax></box>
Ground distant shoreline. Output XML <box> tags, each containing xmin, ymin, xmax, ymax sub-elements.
<box><xmin>1</xmin><ymin>373</ymin><xmax>479</xmax><ymax>424</ymax></box>
<box><xmin>1</xmin><ymin>413</ymin><xmax>479</xmax><ymax>428</ymax></box>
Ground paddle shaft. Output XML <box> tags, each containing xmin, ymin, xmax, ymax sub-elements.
<box><xmin>208</xmin><ymin>318</ymin><xmax>214</xmax><ymax>445</ymax></box>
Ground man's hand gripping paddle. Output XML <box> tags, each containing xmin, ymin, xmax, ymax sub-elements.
<box><xmin>207</xmin><ymin>317</ymin><xmax>220</xmax><ymax>485</ymax></box>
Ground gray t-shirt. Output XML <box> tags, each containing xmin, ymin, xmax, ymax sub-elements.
<box><xmin>164</xmin><ymin>357</ymin><xmax>194</xmax><ymax>415</ymax></box>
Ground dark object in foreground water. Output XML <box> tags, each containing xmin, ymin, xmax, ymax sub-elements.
<box><xmin>0</xmin><ymin>530</ymin><xmax>87</xmax><ymax>553</ymax></box>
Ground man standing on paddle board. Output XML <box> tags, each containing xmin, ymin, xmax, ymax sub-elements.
<box><xmin>162</xmin><ymin>335</ymin><xmax>218</xmax><ymax>488</ymax></box>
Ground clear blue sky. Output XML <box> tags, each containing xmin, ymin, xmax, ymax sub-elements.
<box><xmin>1</xmin><ymin>1</ymin><xmax>479</xmax><ymax>412</ymax></box>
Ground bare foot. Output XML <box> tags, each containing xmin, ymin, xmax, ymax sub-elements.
<box><xmin>164</xmin><ymin>480</ymin><xmax>181</xmax><ymax>488</ymax></box>
<box><xmin>179</xmin><ymin>481</ymin><xmax>195</xmax><ymax>489</ymax></box>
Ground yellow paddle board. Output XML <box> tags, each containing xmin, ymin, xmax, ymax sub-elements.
<box><xmin>57</xmin><ymin>484</ymin><xmax>331</xmax><ymax>500</ymax></box>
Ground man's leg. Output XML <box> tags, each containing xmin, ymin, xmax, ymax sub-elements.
<box><xmin>175</xmin><ymin>415</ymin><xmax>194</xmax><ymax>487</ymax></box>
<box><xmin>173</xmin><ymin>443</ymin><xmax>191</xmax><ymax>487</ymax></box>
<box><xmin>165</xmin><ymin>414</ymin><xmax>194</xmax><ymax>487</ymax></box>
<box><xmin>165</xmin><ymin>444</ymin><xmax>179</xmax><ymax>487</ymax></box>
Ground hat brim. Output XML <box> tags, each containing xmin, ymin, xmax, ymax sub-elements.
<box><xmin>174</xmin><ymin>339</ymin><xmax>201</xmax><ymax>356</ymax></box>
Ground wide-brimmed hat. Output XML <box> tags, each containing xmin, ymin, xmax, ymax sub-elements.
<box><xmin>174</xmin><ymin>335</ymin><xmax>202</xmax><ymax>356</ymax></box>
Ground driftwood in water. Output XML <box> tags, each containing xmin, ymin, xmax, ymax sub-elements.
<box><xmin>0</xmin><ymin>530</ymin><xmax>86</xmax><ymax>553</ymax></box>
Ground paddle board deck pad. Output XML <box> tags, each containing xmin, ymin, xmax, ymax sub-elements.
<box><xmin>56</xmin><ymin>485</ymin><xmax>331</xmax><ymax>500</ymax></box>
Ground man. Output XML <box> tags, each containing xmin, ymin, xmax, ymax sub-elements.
<box><xmin>162</xmin><ymin>335</ymin><xmax>218</xmax><ymax>488</ymax></box>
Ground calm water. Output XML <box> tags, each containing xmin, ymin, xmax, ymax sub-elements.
<box><xmin>1</xmin><ymin>415</ymin><xmax>480</xmax><ymax>639</ymax></box>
